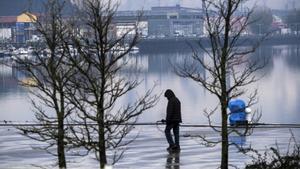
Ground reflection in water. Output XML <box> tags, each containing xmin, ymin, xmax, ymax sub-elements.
<box><xmin>166</xmin><ymin>151</ymin><xmax>180</xmax><ymax>169</ymax></box>
<box><xmin>0</xmin><ymin>65</ymin><xmax>17</xmax><ymax>94</ymax></box>
<box><xmin>250</xmin><ymin>45</ymin><xmax>274</xmax><ymax>76</ymax></box>
<box><xmin>285</xmin><ymin>45</ymin><xmax>300</xmax><ymax>70</ymax></box>
<box><xmin>254</xmin><ymin>45</ymin><xmax>300</xmax><ymax>124</ymax></box>
<box><xmin>0</xmin><ymin>63</ymin><xmax>27</xmax><ymax>94</ymax></box>
<box><xmin>0</xmin><ymin>63</ymin><xmax>32</xmax><ymax>121</ymax></box>
<box><xmin>1</xmin><ymin>45</ymin><xmax>300</xmax><ymax>124</ymax></box>
<box><xmin>229</xmin><ymin>135</ymin><xmax>246</xmax><ymax>146</ymax></box>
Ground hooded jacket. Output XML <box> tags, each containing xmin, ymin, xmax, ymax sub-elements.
<box><xmin>164</xmin><ymin>89</ymin><xmax>182</xmax><ymax>123</ymax></box>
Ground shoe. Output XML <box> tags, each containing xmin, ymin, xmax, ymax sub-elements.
<box><xmin>172</xmin><ymin>145</ymin><xmax>181</xmax><ymax>151</ymax></box>
<box><xmin>166</xmin><ymin>145</ymin><xmax>174</xmax><ymax>151</ymax></box>
<box><xmin>167</xmin><ymin>145</ymin><xmax>181</xmax><ymax>151</ymax></box>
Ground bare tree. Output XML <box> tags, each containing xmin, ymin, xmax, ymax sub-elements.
<box><xmin>15</xmin><ymin>0</ymin><xmax>75</xmax><ymax>168</ymax></box>
<box><xmin>175</xmin><ymin>0</ymin><xmax>267</xmax><ymax>168</ymax></box>
<box><xmin>65</xmin><ymin>1</ymin><xmax>159</xmax><ymax>168</ymax></box>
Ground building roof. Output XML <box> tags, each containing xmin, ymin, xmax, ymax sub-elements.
<box><xmin>116</xmin><ymin>5</ymin><xmax>202</xmax><ymax>18</ymax></box>
<box><xmin>17</xmin><ymin>12</ymin><xmax>37</xmax><ymax>22</ymax></box>
<box><xmin>0</xmin><ymin>16</ymin><xmax>17</xmax><ymax>23</ymax></box>
<box><xmin>151</xmin><ymin>5</ymin><xmax>202</xmax><ymax>13</ymax></box>
<box><xmin>0</xmin><ymin>12</ymin><xmax>37</xmax><ymax>23</ymax></box>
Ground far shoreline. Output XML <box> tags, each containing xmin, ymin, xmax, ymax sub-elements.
<box><xmin>137</xmin><ymin>35</ymin><xmax>300</xmax><ymax>53</ymax></box>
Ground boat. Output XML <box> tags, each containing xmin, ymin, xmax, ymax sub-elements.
<box><xmin>18</xmin><ymin>48</ymin><xmax>29</xmax><ymax>55</ymax></box>
<box><xmin>0</xmin><ymin>50</ymin><xmax>4</xmax><ymax>58</ymax></box>
<box><xmin>11</xmin><ymin>47</ymin><xmax>36</xmax><ymax>60</ymax></box>
<box><xmin>111</xmin><ymin>44</ymin><xmax>139</xmax><ymax>54</ymax></box>
<box><xmin>0</xmin><ymin>49</ymin><xmax>12</xmax><ymax>58</ymax></box>
<box><xmin>130</xmin><ymin>46</ymin><xmax>139</xmax><ymax>54</ymax></box>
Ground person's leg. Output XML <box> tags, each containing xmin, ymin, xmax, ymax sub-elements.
<box><xmin>173</xmin><ymin>123</ymin><xmax>180</xmax><ymax>148</ymax></box>
<box><xmin>165</xmin><ymin>123</ymin><xmax>175</xmax><ymax>147</ymax></box>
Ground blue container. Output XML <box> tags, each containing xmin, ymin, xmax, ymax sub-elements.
<box><xmin>228</xmin><ymin>99</ymin><xmax>247</xmax><ymax>126</ymax></box>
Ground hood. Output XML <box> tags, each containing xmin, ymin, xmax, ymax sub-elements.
<box><xmin>164</xmin><ymin>89</ymin><xmax>175</xmax><ymax>100</ymax></box>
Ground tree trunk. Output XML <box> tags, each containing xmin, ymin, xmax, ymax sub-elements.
<box><xmin>99</xmin><ymin>47</ymin><xmax>107</xmax><ymax>169</ymax></box>
<box><xmin>220</xmin><ymin>1</ymin><xmax>231</xmax><ymax>168</ymax></box>
<box><xmin>99</xmin><ymin>112</ymin><xmax>107</xmax><ymax>169</ymax></box>
<box><xmin>58</xmin><ymin>116</ymin><xmax>66</xmax><ymax>169</ymax></box>
<box><xmin>221</xmin><ymin>103</ymin><xmax>228</xmax><ymax>169</ymax></box>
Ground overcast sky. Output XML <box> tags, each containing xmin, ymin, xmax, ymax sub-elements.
<box><xmin>118</xmin><ymin>0</ymin><xmax>300</xmax><ymax>10</ymax></box>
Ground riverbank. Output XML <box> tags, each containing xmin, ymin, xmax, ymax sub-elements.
<box><xmin>137</xmin><ymin>35</ymin><xmax>300</xmax><ymax>53</ymax></box>
<box><xmin>1</xmin><ymin>35</ymin><xmax>299</xmax><ymax>54</ymax></box>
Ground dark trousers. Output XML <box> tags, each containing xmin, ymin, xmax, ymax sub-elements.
<box><xmin>165</xmin><ymin>123</ymin><xmax>180</xmax><ymax>147</ymax></box>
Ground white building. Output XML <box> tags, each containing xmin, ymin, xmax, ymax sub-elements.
<box><xmin>0</xmin><ymin>28</ymin><xmax>11</xmax><ymax>40</ymax></box>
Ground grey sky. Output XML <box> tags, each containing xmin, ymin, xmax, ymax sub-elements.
<box><xmin>118</xmin><ymin>0</ymin><xmax>300</xmax><ymax>10</ymax></box>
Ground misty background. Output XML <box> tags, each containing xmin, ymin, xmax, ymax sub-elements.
<box><xmin>117</xmin><ymin>0</ymin><xmax>299</xmax><ymax>10</ymax></box>
<box><xmin>0</xmin><ymin>0</ymin><xmax>299</xmax><ymax>16</ymax></box>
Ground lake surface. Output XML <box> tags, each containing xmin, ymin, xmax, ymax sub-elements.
<box><xmin>0</xmin><ymin>44</ymin><xmax>300</xmax><ymax>168</ymax></box>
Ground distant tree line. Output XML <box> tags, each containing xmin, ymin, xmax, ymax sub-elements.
<box><xmin>249</xmin><ymin>6</ymin><xmax>300</xmax><ymax>35</ymax></box>
<box><xmin>249</xmin><ymin>6</ymin><xmax>273</xmax><ymax>34</ymax></box>
<box><xmin>285</xmin><ymin>9</ymin><xmax>300</xmax><ymax>32</ymax></box>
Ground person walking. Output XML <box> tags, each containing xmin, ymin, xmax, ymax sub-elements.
<box><xmin>163</xmin><ymin>89</ymin><xmax>182</xmax><ymax>151</ymax></box>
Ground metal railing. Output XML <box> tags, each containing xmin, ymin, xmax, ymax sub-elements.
<box><xmin>1</xmin><ymin>121</ymin><xmax>300</xmax><ymax>129</ymax></box>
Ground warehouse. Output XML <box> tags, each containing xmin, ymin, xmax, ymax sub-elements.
<box><xmin>0</xmin><ymin>12</ymin><xmax>37</xmax><ymax>43</ymax></box>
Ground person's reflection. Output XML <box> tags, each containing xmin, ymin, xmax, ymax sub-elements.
<box><xmin>166</xmin><ymin>151</ymin><xmax>180</xmax><ymax>169</ymax></box>
<box><xmin>229</xmin><ymin>135</ymin><xmax>246</xmax><ymax>146</ymax></box>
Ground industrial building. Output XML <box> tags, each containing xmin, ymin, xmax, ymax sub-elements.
<box><xmin>147</xmin><ymin>5</ymin><xmax>203</xmax><ymax>37</ymax></box>
<box><xmin>0</xmin><ymin>12</ymin><xmax>37</xmax><ymax>43</ymax></box>
<box><xmin>114</xmin><ymin>5</ymin><xmax>204</xmax><ymax>38</ymax></box>
<box><xmin>0</xmin><ymin>5</ymin><xmax>203</xmax><ymax>43</ymax></box>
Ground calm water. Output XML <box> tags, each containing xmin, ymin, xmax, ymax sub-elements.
<box><xmin>0</xmin><ymin>44</ymin><xmax>300</xmax><ymax>168</ymax></box>
<box><xmin>1</xmin><ymin>45</ymin><xmax>300</xmax><ymax>124</ymax></box>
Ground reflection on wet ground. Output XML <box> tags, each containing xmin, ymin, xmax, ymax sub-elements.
<box><xmin>166</xmin><ymin>151</ymin><xmax>180</xmax><ymax>169</ymax></box>
<box><xmin>0</xmin><ymin>126</ymin><xmax>299</xmax><ymax>169</ymax></box>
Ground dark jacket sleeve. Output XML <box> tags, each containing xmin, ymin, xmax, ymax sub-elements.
<box><xmin>166</xmin><ymin>97</ymin><xmax>182</xmax><ymax>123</ymax></box>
